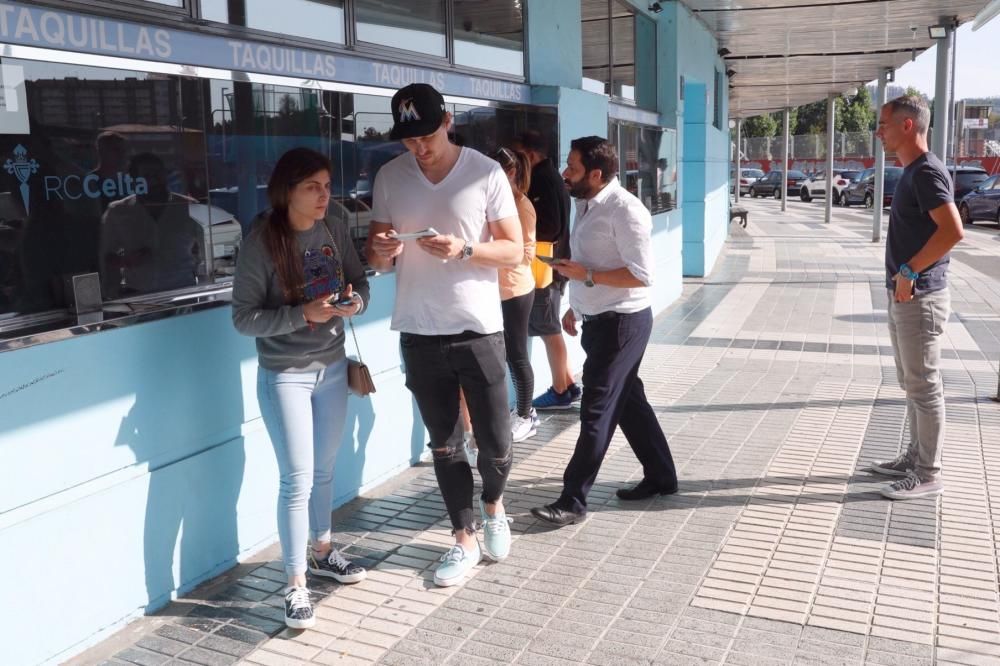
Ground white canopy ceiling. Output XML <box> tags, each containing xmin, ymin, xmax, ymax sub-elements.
<box><xmin>683</xmin><ymin>0</ymin><xmax>991</xmax><ymax>117</ymax></box>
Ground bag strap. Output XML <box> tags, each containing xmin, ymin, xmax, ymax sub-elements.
<box><xmin>347</xmin><ymin>318</ymin><xmax>364</xmax><ymax>364</ymax></box>
<box><xmin>320</xmin><ymin>221</ymin><xmax>365</xmax><ymax>364</ymax></box>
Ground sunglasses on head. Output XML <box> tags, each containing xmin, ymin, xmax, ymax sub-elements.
<box><xmin>491</xmin><ymin>147</ymin><xmax>516</xmax><ymax>168</ymax></box>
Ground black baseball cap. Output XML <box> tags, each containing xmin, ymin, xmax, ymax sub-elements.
<box><xmin>389</xmin><ymin>83</ymin><xmax>446</xmax><ymax>141</ymax></box>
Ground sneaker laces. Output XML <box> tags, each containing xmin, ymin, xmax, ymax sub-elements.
<box><xmin>439</xmin><ymin>544</ymin><xmax>467</xmax><ymax>564</ymax></box>
<box><xmin>482</xmin><ymin>511</ymin><xmax>513</xmax><ymax>535</ymax></box>
<box><xmin>285</xmin><ymin>586</ymin><xmax>311</xmax><ymax>611</ymax></box>
<box><xmin>890</xmin><ymin>472</ymin><xmax>921</xmax><ymax>492</ymax></box>
<box><xmin>327</xmin><ymin>549</ymin><xmax>352</xmax><ymax>570</ymax></box>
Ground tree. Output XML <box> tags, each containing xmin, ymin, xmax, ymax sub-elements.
<box><xmin>840</xmin><ymin>86</ymin><xmax>876</xmax><ymax>132</ymax></box>
<box><xmin>904</xmin><ymin>86</ymin><xmax>923</xmax><ymax>99</ymax></box>
<box><xmin>742</xmin><ymin>113</ymin><xmax>778</xmax><ymax>138</ymax></box>
<box><xmin>796</xmin><ymin>99</ymin><xmax>828</xmax><ymax>134</ymax></box>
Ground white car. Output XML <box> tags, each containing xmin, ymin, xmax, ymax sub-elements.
<box><xmin>187</xmin><ymin>203</ymin><xmax>242</xmax><ymax>276</ymax></box>
<box><xmin>799</xmin><ymin>170</ymin><xmax>861</xmax><ymax>202</ymax></box>
<box><xmin>731</xmin><ymin>168</ymin><xmax>764</xmax><ymax>196</ymax></box>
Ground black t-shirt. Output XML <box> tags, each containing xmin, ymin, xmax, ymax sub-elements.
<box><xmin>885</xmin><ymin>151</ymin><xmax>953</xmax><ymax>292</ymax></box>
<box><xmin>528</xmin><ymin>158</ymin><xmax>571</xmax><ymax>259</ymax></box>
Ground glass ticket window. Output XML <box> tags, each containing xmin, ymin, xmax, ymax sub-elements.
<box><xmin>245</xmin><ymin>0</ymin><xmax>346</xmax><ymax>44</ymax></box>
<box><xmin>453</xmin><ymin>0</ymin><xmax>525</xmax><ymax>77</ymax></box>
<box><xmin>0</xmin><ymin>58</ymin><xmax>226</xmax><ymax>319</ymax></box>
<box><xmin>608</xmin><ymin>120</ymin><xmax>677</xmax><ymax>214</ymax></box>
<box><xmin>581</xmin><ymin>0</ymin><xmax>656</xmax><ymax>108</ymax></box>
<box><xmin>355</xmin><ymin>0</ymin><xmax>447</xmax><ymax>58</ymax></box>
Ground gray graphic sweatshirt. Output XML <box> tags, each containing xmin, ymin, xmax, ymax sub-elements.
<box><xmin>232</xmin><ymin>215</ymin><xmax>370</xmax><ymax>372</ymax></box>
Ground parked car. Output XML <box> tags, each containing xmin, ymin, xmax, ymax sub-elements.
<box><xmin>949</xmin><ymin>166</ymin><xmax>989</xmax><ymax>201</ymax></box>
<box><xmin>731</xmin><ymin>167</ymin><xmax>764</xmax><ymax>195</ymax></box>
<box><xmin>799</xmin><ymin>169</ymin><xmax>860</xmax><ymax>202</ymax></box>
<box><xmin>749</xmin><ymin>170</ymin><xmax>807</xmax><ymax>199</ymax></box>
<box><xmin>958</xmin><ymin>174</ymin><xmax>1000</xmax><ymax>227</ymax></box>
<box><xmin>842</xmin><ymin>167</ymin><xmax>902</xmax><ymax>208</ymax></box>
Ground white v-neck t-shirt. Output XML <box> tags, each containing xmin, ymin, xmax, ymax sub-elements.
<box><xmin>371</xmin><ymin>147</ymin><xmax>518</xmax><ymax>335</ymax></box>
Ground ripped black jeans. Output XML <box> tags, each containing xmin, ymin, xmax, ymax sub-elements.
<box><xmin>401</xmin><ymin>331</ymin><xmax>513</xmax><ymax>535</ymax></box>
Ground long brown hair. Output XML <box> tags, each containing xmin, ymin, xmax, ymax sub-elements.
<box><xmin>264</xmin><ymin>148</ymin><xmax>332</xmax><ymax>303</ymax></box>
<box><xmin>491</xmin><ymin>146</ymin><xmax>532</xmax><ymax>196</ymax></box>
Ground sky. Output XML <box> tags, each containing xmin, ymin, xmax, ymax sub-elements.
<box><xmin>883</xmin><ymin>17</ymin><xmax>1000</xmax><ymax>100</ymax></box>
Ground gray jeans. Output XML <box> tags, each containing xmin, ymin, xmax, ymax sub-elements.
<box><xmin>886</xmin><ymin>288</ymin><xmax>950</xmax><ymax>481</ymax></box>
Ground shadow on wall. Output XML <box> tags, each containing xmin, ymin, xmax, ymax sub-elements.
<box><xmin>112</xmin><ymin>322</ymin><xmax>248</xmax><ymax>611</ymax></box>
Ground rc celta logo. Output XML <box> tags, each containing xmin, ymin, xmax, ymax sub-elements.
<box><xmin>3</xmin><ymin>144</ymin><xmax>39</xmax><ymax>214</ymax></box>
<box><xmin>3</xmin><ymin>144</ymin><xmax>150</xmax><ymax>210</ymax></box>
<box><xmin>398</xmin><ymin>99</ymin><xmax>421</xmax><ymax>123</ymax></box>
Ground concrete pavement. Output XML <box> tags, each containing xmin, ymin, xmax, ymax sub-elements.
<box><xmin>76</xmin><ymin>198</ymin><xmax>1000</xmax><ymax>666</ymax></box>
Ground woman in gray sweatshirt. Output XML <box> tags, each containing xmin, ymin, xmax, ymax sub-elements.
<box><xmin>232</xmin><ymin>148</ymin><xmax>371</xmax><ymax>630</ymax></box>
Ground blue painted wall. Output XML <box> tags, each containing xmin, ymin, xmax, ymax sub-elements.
<box><xmin>0</xmin><ymin>2</ymin><xmax>728</xmax><ymax>662</ymax></box>
<box><xmin>659</xmin><ymin>1</ymin><xmax>730</xmax><ymax>277</ymax></box>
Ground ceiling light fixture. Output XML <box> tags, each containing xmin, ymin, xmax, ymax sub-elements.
<box><xmin>928</xmin><ymin>24</ymin><xmax>948</xmax><ymax>39</ymax></box>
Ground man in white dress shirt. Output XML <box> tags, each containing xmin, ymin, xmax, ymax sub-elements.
<box><xmin>530</xmin><ymin>136</ymin><xmax>677</xmax><ymax>527</ymax></box>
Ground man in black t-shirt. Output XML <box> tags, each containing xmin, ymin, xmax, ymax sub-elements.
<box><xmin>869</xmin><ymin>95</ymin><xmax>963</xmax><ymax>501</ymax></box>
<box><xmin>516</xmin><ymin>131</ymin><xmax>581</xmax><ymax>409</ymax></box>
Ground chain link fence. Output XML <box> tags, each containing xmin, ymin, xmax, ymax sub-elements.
<box><xmin>742</xmin><ymin>131</ymin><xmax>875</xmax><ymax>161</ymax></box>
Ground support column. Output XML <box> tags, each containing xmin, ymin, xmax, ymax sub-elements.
<box><xmin>872</xmin><ymin>70</ymin><xmax>888</xmax><ymax>242</ymax></box>
<box><xmin>932</xmin><ymin>24</ymin><xmax>954</xmax><ymax>161</ymax></box>
<box><xmin>734</xmin><ymin>119</ymin><xmax>741</xmax><ymax>203</ymax></box>
<box><xmin>825</xmin><ymin>94</ymin><xmax>835</xmax><ymax>224</ymax></box>
<box><xmin>781</xmin><ymin>107</ymin><xmax>789</xmax><ymax>212</ymax></box>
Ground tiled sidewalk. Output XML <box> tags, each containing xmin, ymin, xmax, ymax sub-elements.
<box><xmin>78</xmin><ymin>199</ymin><xmax>1000</xmax><ymax>666</ymax></box>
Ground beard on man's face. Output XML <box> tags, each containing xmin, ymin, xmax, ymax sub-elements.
<box><xmin>565</xmin><ymin>176</ymin><xmax>592</xmax><ymax>199</ymax></box>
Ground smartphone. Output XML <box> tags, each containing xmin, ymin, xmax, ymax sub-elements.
<box><xmin>389</xmin><ymin>227</ymin><xmax>439</xmax><ymax>241</ymax></box>
<box><xmin>536</xmin><ymin>255</ymin><xmax>560</xmax><ymax>265</ymax></box>
<box><xmin>335</xmin><ymin>295</ymin><xmax>356</xmax><ymax>306</ymax></box>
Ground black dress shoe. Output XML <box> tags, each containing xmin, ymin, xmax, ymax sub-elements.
<box><xmin>530</xmin><ymin>504</ymin><xmax>585</xmax><ymax>527</ymax></box>
<box><xmin>616</xmin><ymin>478</ymin><xmax>678</xmax><ymax>501</ymax></box>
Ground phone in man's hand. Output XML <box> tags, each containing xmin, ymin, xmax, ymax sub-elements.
<box><xmin>535</xmin><ymin>255</ymin><xmax>560</xmax><ymax>265</ymax></box>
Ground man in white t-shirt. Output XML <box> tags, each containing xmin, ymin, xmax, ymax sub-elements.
<box><xmin>365</xmin><ymin>83</ymin><xmax>523</xmax><ymax>588</ymax></box>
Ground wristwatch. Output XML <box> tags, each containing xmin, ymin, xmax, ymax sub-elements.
<box><xmin>899</xmin><ymin>263</ymin><xmax>919</xmax><ymax>281</ymax></box>
<box><xmin>584</xmin><ymin>269</ymin><xmax>595</xmax><ymax>288</ymax></box>
<box><xmin>457</xmin><ymin>241</ymin><xmax>474</xmax><ymax>261</ymax></box>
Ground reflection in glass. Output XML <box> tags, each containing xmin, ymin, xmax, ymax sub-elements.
<box><xmin>246</xmin><ymin>0</ymin><xmax>345</xmax><ymax>44</ymax></box>
<box><xmin>355</xmin><ymin>0</ymin><xmax>446</xmax><ymax>57</ymax></box>
<box><xmin>582</xmin><ymin>0</ymin><xmax>611</xmax><ymax>95</ymax></box>
<box><xmin>454</xmin><ymin>0</ymin><xmax>524</xmax><ymax>76</ymax></box>
<box><xmin>609</xmin><ymin>121</ymin><xmax>676</xmax><ymax>215</ymax></box>
<box><xmin>99</xmin><ymin>153</ymin><xmax>206</xmax><ymax>298</ymax></box>
<box><xmin>200</xmin><ymin>0</ymin><xmax>228</xmax><ymax>22</ymax></box>
<box><xmin>611</xmin><ymin>12</ymin><xmax>635</xmax><ymax>101</ymax></box>
<box><xmin>0</xmin><ymin>57</ymin><xmax>232</xmax><ymax>319</ymax></box>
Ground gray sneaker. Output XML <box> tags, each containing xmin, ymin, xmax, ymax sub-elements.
<box><xmin>880</xmin><ymin>472</ymin><xmax>943</xmax><ymax>500</ymax></box>
<box><xmin>870</xmin><ymin>452</ymin><xmax>912</xmax><ymax>477</ymax></box>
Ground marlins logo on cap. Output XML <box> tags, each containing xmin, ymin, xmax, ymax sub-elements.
<box><xmin>398</xmin><ymin>99</ymin><xmax>422</xmax><ymax>123</ymax></box>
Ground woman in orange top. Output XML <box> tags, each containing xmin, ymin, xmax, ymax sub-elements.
<box><xmin>492</xmin><ymin>147</ymin><xmax>538</xmax><ymax>442</ymax></box>
<box><xmin>461</xmin><ymin>147</ymin><xmax>538</xmax><ymax>455</ymax></box>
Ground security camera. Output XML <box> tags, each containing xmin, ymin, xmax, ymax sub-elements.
<box><xmin>648</xmin><ymin>2</ymin><xmax>663</xmax><ymax>12</ymax></box>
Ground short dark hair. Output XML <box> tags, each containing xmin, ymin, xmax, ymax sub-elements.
<box><xmin>517</xmin><ymin>130</ymin><xmax>549</xmax><ymax>155</ymax></box>
<box><xmin>884</xmin><ymin>94</ymin><xmax>930</xmax><ymax>134</ymax></box>
<box><xmin>570</xmin><ymin>136</ymin><xmax>618</xmax><ymax>183</ymax></box>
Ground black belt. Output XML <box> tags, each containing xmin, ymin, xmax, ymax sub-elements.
<box><xmin>582</xmin><ymin>311</ymin><xmax>621</xmax><ymax>323</ymax></box>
